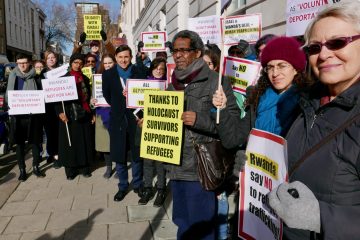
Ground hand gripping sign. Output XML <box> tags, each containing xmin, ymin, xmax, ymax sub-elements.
<box><xmin>140</xmin><ymin>91</ymin><xmax>184</xmax><ymax>165</ymax></box>
<box><xmin>141</xmin><ymin>31</ymin><xmax>167</xmax><ymax>52</ymax></box>
<box><xmin>92</xmin><ymin>74</ymin><xmax>109</xmax><ymax>107</ymax></box>
<box><xmin>239</xmin><ymin>129</ymin><xmax>288</xmax><ymax>240</ymax></box>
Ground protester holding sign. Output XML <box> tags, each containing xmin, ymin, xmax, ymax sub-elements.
<box><xmin>55</xmin><ymin>53</ymin><xmax>94</xmax><ymax>180</ymax></box>
<box><xmin>5</xmin><ymin>54</ymin><xmax>44</xmax><ymax>181</ymax></box>
<box><xmin>254</xmin><ymin>34</ymin><xmax>276</xmax><ymax>61</ymax></box>
<box><xmin>40</xmin><ymin>50</ymin><xmax>61</xmax><ymax>168</ymax></box>
<box><xmin>102</xmin><ymin>45</ymin><xmax>147</xmax><ymax>202</ymax></box>
<box><xmin>166</xmin><ymin>30</ymin><xmax>240</xmax><ymax>240</ymax></box>
<box><xmin>269</xmin><ymin>2</ymin><xmax>360</xmax><ymax>239</ymax></box>
<box><xmin>90</xmin><ymin>54</ymin><xmax>115</xmax><ymax>179</ymax></box>
<box><xmin>214</xmin><ymin>36</ymin><xmax>312</xmax><ymax>149</ymax></box>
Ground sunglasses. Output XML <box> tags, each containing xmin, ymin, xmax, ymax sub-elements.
<box><xmin>304</xmin><ymin>34</ymin><xmax>360</xmax><ymax>55</ymax></box>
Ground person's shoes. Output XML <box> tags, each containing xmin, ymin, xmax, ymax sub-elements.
<box><xmin>114</xmin><ymin>190</ymin><xmax>127</xmax><ymax>202</ymax></box>
<box><xmin>113</xmin><ymin>172</ymin><xmax>119</xmax><ymax>179</ymax></box>
<box><xmin>153</xmin><ymin>189</ymin><xmax>167</xmax><ymax>207</ymax></box>
<box><xmin>138</xmin><ymin>187</ymin><xmax>155</xmax><ymax>205</ymax></box>
<box><xmin>103</xmin><ymin>166</ymin><xmax>112</xmax><ymax>179</ymax></box>
<box><xmin>133</xmin><ymin>186</ymin><xmax>144</xmax><ymax>198</ymax></box>
<box><xmin>82</xmin><ymin>172</ymin><xmax>92</xmax><ymax>178</ymax></box>
<box><xmin>67</xmin><ymin>175</ymin><xmax>76</xmax><ymax>180</ymax></box>
<box><xmin>33</xmin><ymin>166</ymin><xmax>45</xmax><ymax>178</ymax></box>
<box><xmin>53</xmin><ymin>160</ymin><xmax>62</xmax><ymax>169</ymax></box>
<box><xmin>46</xmin><ymin>156</ymin><xmax>54</xmax><ymax>164</ymax></box>
<box><xmin>18</xmin><ymin>168</ymin><xmax>27</xmax><ymax>181</ymax></box>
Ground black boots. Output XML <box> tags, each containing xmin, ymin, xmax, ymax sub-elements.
<box><xmin>103</xmin><ymin>166</ymin><xmax>112</xmax><ymax>179</ymax></box>
<box><xmin>33</xmin><ymin>166</ymin><xmax>45</xmax><ymax>177</ymax></box>
<box><xmin>18</xmin><ymin>168</ymin><xmax>27</xmax><ymax>181</ymax></box>
<box><xmin>153</xmin><ymin>189</ymin><xmax>167</xmax><ymax>207</ymax></box>
<box><xmin>138</xmin><ymin>187</ymin><xmax>155</xmax><ymax>205</ymax></box>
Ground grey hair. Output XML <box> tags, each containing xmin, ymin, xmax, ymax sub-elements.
<box><xmin>304</xmin><ymin>0</ymin><xmax>360</xmax><ymax>45</ymax></box>
<box><xmin>172</xmin><ymin>30</ymin><xmax>204</xmax><ymax>56</ymax></box>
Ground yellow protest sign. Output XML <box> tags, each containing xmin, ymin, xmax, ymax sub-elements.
<box><xmin>81</xmin><ymin>67</ymin><xmax>93</xmax><ymax>86</ymax></box>
<box><xmin>84</xmin><ymin>15</ymin><xmax>102</xmax><ymax>40</ymax></box>
<box><xmin>140</xmin><ymin>91</ymin><xmax>184</xmax><ymax>165</ymax></box>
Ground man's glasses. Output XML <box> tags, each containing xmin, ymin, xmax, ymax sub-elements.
<box><xmin>304</xmin><ymin>34</ymin><xmax>360</xmax><ymax>55</ymax></box>
<box><xmin>171</xmin><ymin>48</ymin><xmax>195</xmax><ymax>55</ymax></box>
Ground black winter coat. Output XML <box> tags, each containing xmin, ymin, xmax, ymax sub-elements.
<box><xmin>284</xmin><ymin>81</ymin><xmax>360</xmax><ymax>240</ymax></box>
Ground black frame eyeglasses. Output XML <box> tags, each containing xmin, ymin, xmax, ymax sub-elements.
<box><xmin>304</xmin><ymin>34</ymin><xmax>360</xmax><ymax>55</ymax></box>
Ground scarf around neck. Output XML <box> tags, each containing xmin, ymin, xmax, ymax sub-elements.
<box><xmin>171</xmin><ymin>58</ymin><xmax>206</xmax><ymax>90</ymax></box>
<box><xmin>6</xmin><ymin>67</ymin><xmax>37</xmax><ymax>100</ymax></box>
<box><xmin>70</xmin><ymin>70</ymin><xmax>90</xmax><ymax>113</ymax></box>
<box><xmin>117</xmin><ymin>64</ymin><xmax>133</xmax><ymax>82</ymax></box>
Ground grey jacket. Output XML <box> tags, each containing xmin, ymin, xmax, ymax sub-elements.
<box><xmin>284</xmin><ymin>81</ymin><xmax>360</xmax><ymax>240</ymax></box>
<box><xmin>165</xmin><ymin>65</ymin><xmax>240</xmax><ymax>181</ymax></box>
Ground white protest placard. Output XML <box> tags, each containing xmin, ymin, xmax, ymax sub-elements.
<box><xmin>141</xmin><ymin>31</ymin><xmax>167</xmax><ymax>52</ymax></box>
<box><xmin>93</xmin><ymin>74</ymin><xmax>109</xmax><ymax>107</ymax></box>
<box><xmin>126</xmin><ymin>79</ymin><xmax>167</xmax><ymax>109</ymax></box>
<box><xmin>8</xmin><ymin>90</ymin><xmax>45</xmax><ymax>115</ymax></box>
<box><xmin>286</xmin><ymin>0</ymin><xmax>337</xmax><ymax>36</ymax></box>
<box><xmin>44</xmin><ymin>63</ymin><xmax>69</xmax><ymax>79</ymax></box>
<box><xmin>41</xmin><ymin>76</ymin><xmax>78</xmax><ymax>103</ymax></box>
<box><xmin>239</xmin><ymin>129</ymin><xmax>288</xmax><ymax>240</ymax></box>
<box><xmin>223</xmin><ymin>57</ymin><xmax>261</xmax><ymax>95</ymax></box>
<box><xmin>188</xmin><ymin>15</ymin><xmax>221</xmax><ymax>44</ymax></box>
<box><xmin>221</xmin><ymin>13</ymin><xmax>262</xmax><ymax>45</ymax></box>
<box><xmin>167</xmin><ymin>63</ymin><xmax>176</xmax><ymax>86</ymax></box>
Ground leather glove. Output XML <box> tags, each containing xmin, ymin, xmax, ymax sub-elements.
<box><xmin>79</xmin><ymin>32</ymin><xmax>87</xmax><ymax>44</ymax></box>
<box><xmin>268</xmin><ymin>181</ymin><xmax>321</xmax><ymax>233</ymax></box>
<box><xmin>100</xmin><ymin>30</ymin><xmax>107</xmax><ymax>41</ymax></box>
<box><xmin>137</xmin><ymin>41</ymin><xmax>144</xmax><ymax>52</ymax></box>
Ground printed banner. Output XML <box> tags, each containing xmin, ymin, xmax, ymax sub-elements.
<box><xmin>81</xmin><ymin>67</ymin><xmax>93</xmax><ymax>82</ymax></box>
<box><xmin>92</xmin><ymin>74</ymin><xmax>109</xmax><ymax>107</ymax></box>
<box><xmin>221</xmin><ymin>13</ymin><xmax>262</xmax><ymax>45</ymax></box>
<box><xmin>126</xmin><ymin>79</ymin><xmax>167</xmax><ymax>109</ymax></box>
<box><xmin>141</xmin><ymin>31</ymin><xmax>167</xmax><ymax>52</ymax></box>
<box><xmin>140</xmin><ymin>91</ymin><xmax>184</xmax><ymax>165</ymax></box>
<box><xmin>223</xmin><ymin>57</ymin><xmax>261</xmax><ymax>94</ymax></box>
<box><xmin>188</xmin><ymin>15</ymin><xmax>221</xmax><ymax>44</ymax></box>
<box><xmin>239</xmin><ymin>129</ymin><xmax>288</xmax><ymax>240</ymax></box>
<box><xmin>286</xmin><ymin>0</ymin><xmax>341</xmax><ymax>36</ymax></box>
<box><xmin>84</xmin><ymin>15</ymin><xmax>102</xmax><ymax>40</ymax></box>
<box><xmin>166</xmin><ymin>63</ymin><xmax>176</xmax><ymax>86</ymax></box>
<box><xmin>8</xmin><ymin>90</ymin><xmax>45</xmax><ymax>115</ymax></box>
<box><xmin>44</xmin><ymin>63</ymin><xmax>69</xmax><ymax>79</ymax></box>
<box><xmin>41</xmin><ymin>76</ymin><xmax>78</xmax><ymax>103</ymax></box>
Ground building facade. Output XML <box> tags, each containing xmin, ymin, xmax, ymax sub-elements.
<box><xmin>0</xmin><ymin>0</ymin><xmax>7</xmax><ymax>62</ymax></box>
<box><xmin>120</xmin><ymin>0</ymin><xmax>287</xmax><ymax>57</ymax></box>
<box><xmin>4</xmin><ymin>0</ymin><xmax>46</xmax><ymax>61</ymax></box>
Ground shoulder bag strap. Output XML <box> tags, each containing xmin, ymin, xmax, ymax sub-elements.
<box><xmin>289</xmin><ymin>110</ymin><xmax>360</xmax><ymax>177</ymax></box>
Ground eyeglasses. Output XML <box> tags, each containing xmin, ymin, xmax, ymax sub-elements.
<box><xmin>87</xmin><ymin>60</ymin><xmax>95</xmax><ymax>63</ymax></box>
<box><xmin>72</xmin><ymin>61</ymin><xmax>83</xmax><ymax>65</ymax></box>
<box><xmin>264</xmin><ymin>62</ymin><xmax>292</xmax><ymax>73</ymax></box>
<box><xmin>304</xmin><ymin>34</ymin><xmax>360</xmax><ymax>55</ymax></box>
<box><xmin>171</xmin><ymin>48</ymin><xmax>196</xmax><ymax>55</ymax></box>
<box><xmin>229</xmin><ymin>50</ymin><xmax>244</xmax><ymax>57</ymax></box>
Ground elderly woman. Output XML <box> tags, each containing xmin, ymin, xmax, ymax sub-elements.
<box><xmin>268</xmin><ymin>1</ymin><xmax>360</xmax><ymax>239</ymax></box>
<box><xmin>56</xmin><ymin>53</ymin><xmax>94</xmax><ymax>180</ymax></box>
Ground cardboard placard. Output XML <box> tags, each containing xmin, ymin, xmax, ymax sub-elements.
<box><xmin>92</xmin><ymin>74</ymin><xmax>109</xmax><ymax>107</ymax></box>
<box><xmin>41</xmin><ymin>76</ymin><xmax>78</xmax><ymax>103</ymax></box>
<box><xmin>84</xmin><ymin>15</ymin><xmax>102</xmax><ymax>40</ymax></box>
<box><xmin>8</xmin><ymin>90</ymin><xmax>45</xmax><ymax>115</ymax></box>
<box><xmin>141</xmin><ymin>31</ymin><xmax>167</xmax><ymax>52</ymax></box>
<box><xmin>188</xmin><ymin>15</ymin><xmax>221</xmax><ymax>44</ymax></box>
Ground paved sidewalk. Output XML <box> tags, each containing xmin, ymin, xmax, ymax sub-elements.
<box><xmin>0</xmin><ymin>160</ymin><xmax>177</xmax><ymax>240</ymax></box>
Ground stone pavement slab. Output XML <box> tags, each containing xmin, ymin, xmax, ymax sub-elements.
<box><xmin>46</xmin><ymin>209</ymin><xmax>89</xmax><ymax>231</ymax></box>
<box><xmin>0</xmin><ymin>217</ymin><xmax>11</xmax><ymax>234</ymax></box>
<box><xmin>24</xmin><ymin>187</ymin><xmax>61</xmax><ymax>202</ymax></box>
<box><xmin>71</xmin><ymin>194</ymin><xmax>107</xmax><ymax>211</ymax></box>
<box><xmin>89</xmin><ymin>207</ymin><xmax>128</xmax><ymax>225</ymax></box>
<box><xmin>3</xmin><ymin>213</ymin><xmax>50</xmax><ymax>234</ymax></box>
<box><xmin>0</xmin><ymin>201</ymin><xmax>38</xmax><ymax>217</ymax></box>
<box><xmin>34</xmin><ymin>196</ymin><xmax>74</xmax><ymax>214</ymax></box>
<box><xmin>6</xmin><ymin>190</ymin><xmax>30</xmax><ymax>203</ymax></box>
<box><xmin>20</xmin><ymin>229</ymin><xmax>65</xmax><ymax>240</ymax></box>
<box><xmin>16</xmin><ymin>178</ymin><xmax>50</xmax><ymax>191</ymax></box>
<box><xmin>128</xmin><ymin>205</ymin><xmax>168</xmax><ymax>222</ymax></box>
<box><xmin>151</xmin><ymin>220</ymin><xmax>177</xmax><ymax>240</ymax></box>
<box><xmin>0</xmin><ymin>234</ymin><xmax>21</xmax><ymax>240</ymax></box>
<box><xmin>109</xmin><ymin>222</ymin><xmax>153</xmax><ymax>240</ymax></box>
<box><xmin>58</xmin><ymin>183</ymin><xmax>92</xmax><ymax>198</ymax></box>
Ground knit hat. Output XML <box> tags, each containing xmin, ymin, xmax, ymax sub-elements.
<box><xmin>260</xmin><ymin>37</ymin><xmax>306</xmax><ymax>72</ymax></box>
<box><xmin>89</xmin><ymin>40</ymin><xmax>100</xmax><ymax>47</ymax></box>
<box><xmin>70</xmin><ymin>53</ymin><xmax>85</xmax><ymax>65</ymax></box>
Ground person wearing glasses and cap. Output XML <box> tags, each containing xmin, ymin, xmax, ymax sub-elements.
<box><xmin>267</xmin><ymin>1</ymin><xmax>360</xmax><ymax>239</ymax></box>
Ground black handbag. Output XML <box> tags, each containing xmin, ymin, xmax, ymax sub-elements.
<box><xmin>188</xmin><ymin>129</ymin><xmax>235</xmax><ymax>191</ymax></box>
<box><xmin>66</xmin><ymin>102</ymin><xmax>87</xmax><ymax>121</ymax></box>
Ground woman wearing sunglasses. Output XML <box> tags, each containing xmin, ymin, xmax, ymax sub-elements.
<box><xmin>268</xmin><ymin>1</ymin><xmax>360</xmax><ymax>239</ymax></box>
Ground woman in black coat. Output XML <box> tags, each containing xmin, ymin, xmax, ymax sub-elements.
<box><xmin>56</xmin><ymin>53</ymin><xmax>95</xmax><ymax>180</ymax></box>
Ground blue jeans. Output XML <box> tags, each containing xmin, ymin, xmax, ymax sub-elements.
<box><xmin>171</xmin><ymin>180</ymin><xmax>216</xmax><ymax>240</ymax></box>
<box><xmin>217</xmin><ymin>192</ymin><xmax>229</xmax><ymax>240</ymax></box>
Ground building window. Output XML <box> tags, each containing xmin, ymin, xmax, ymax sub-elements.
<box><xmin>231</xmin><ymin>0</ymin><xmax>247</xmax><ymax>9</ymax></box>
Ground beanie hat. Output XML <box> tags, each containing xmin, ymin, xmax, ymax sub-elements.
<box><xmin>89</xmin><ymin>40</ymin><xmax>100</xmax><ymax>47</ymax></box>
<box><xmin>260</xmin><ymin>37</ymin><xmax>306</xmax><ymax>72</ymax></box>
<box><xmin>70</xmin><ymin>53</ymin><xmax>85</xmax><ymax>65</ymax></box>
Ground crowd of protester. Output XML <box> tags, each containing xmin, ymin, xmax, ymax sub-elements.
<box><xmin>4</xmin><ymin>1</ymin><xmax>360</xmax><ymax>239</ymax></box>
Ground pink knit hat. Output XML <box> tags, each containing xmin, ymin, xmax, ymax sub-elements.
<box><xmin>260</xmin><ymin>37</ymin><xmax>306</xmax><ymax>72</ymax></box>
